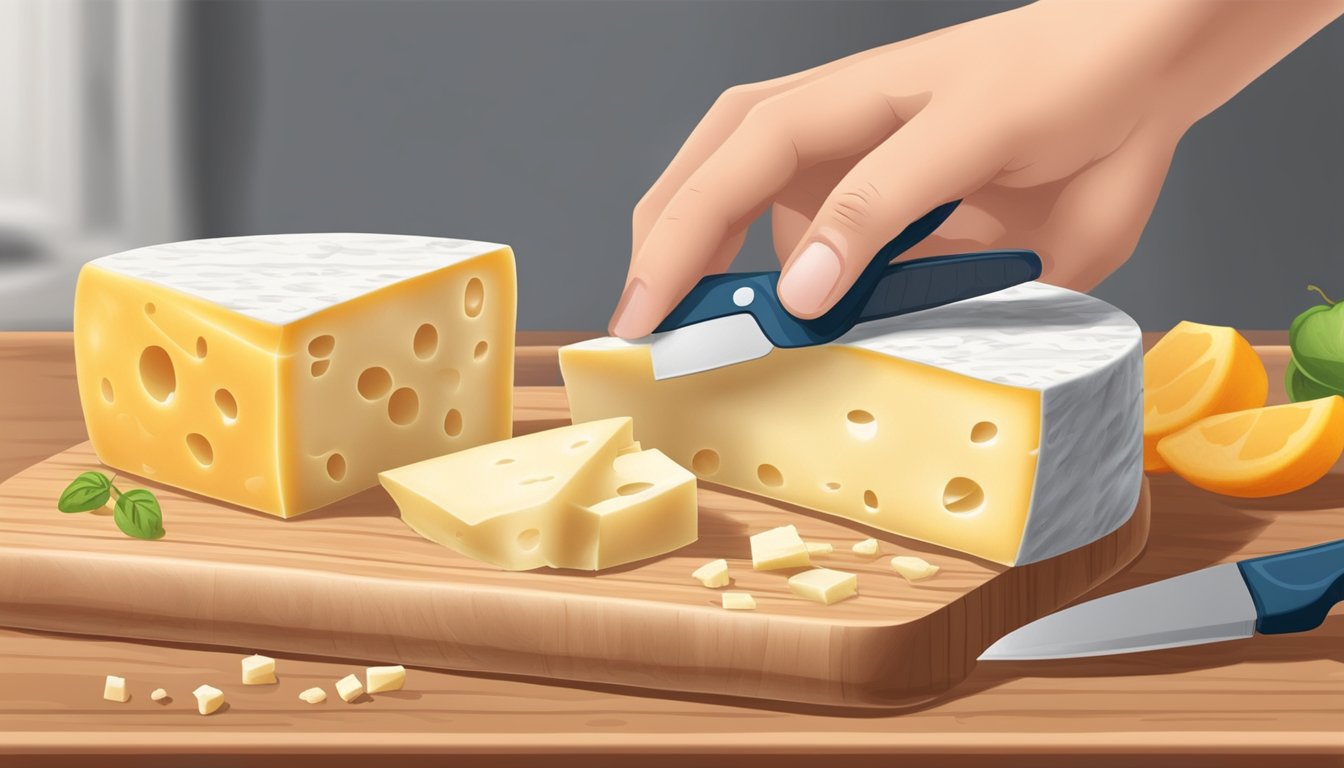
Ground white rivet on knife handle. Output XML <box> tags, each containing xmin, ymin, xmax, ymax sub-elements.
<box><xmin>732</xmin><ymin>287</ymin><xmax>754</xmax><ymax>307</ymax></box>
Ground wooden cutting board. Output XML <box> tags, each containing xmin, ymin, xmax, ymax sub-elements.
<box><xmin>0</xmin><ymin>388</ymin><xmax>1149</xmax><ymax>709</ymax></box>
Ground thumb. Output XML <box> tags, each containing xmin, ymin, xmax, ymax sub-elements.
<box><xmin>776</xmin><ymin>113</ymin><xmax>1001</xmax><ymax>319</ymax></box>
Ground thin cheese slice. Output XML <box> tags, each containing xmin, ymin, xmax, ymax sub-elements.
<box><xmin>890</xmin><ymin>555</ymin><xmax>940</xmax><ymax>582</ymax></box>
<box><xmin>721</xmin><ymin>592</ymin><xmax>756</xmax><ymax>610</ymax></box>
<box><xmin>379</xmin><ymin>418</ymin><xmax>697</xmax><ymax>571</ymax></box>
<box><xmin>560</xmin><ymin>282</ymin><xmax>1142</xmax><ymax>565</ymax></box>
<box><xmin>299</xmin><ymin>687</ymin><xmax>327</xmax><ymax>704</ymax></box>
<box><xmin>788</xmin><ymin>568</ymin><xmax>858</xmax><ymax>605</ymax></box>
<box><xmin>805</xmin><ymin>541</ymin><xmax>834</xmax><ymax>556</ymax></box>
<box><xmin>691</xmin><ymin>559</ymin><xmax>731</xmax><ymax>588</ymax></box>
<box><xmin>73</xmin><ymin>234</ymin><xmax>516</xmax><ymax>517</ymax></box>
<box><xmin>750</xmin><ymin>525</ymin><xmax>810</xmax><ymax>570</ymax></box>
<box><xmin>366</xmin><ymin>665</ymin><xmax>406</xmax><ymax>694</ymax></box>
<box><xmin>851</xmin><ymin>538</ymin><xmax>879</xmax><ymax>557</ymax></box>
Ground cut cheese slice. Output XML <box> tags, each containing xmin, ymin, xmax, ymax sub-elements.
<box><xmin>721</xmin><ymin>592</ymin><xmax>756</xmax><ymax>610</ymax></box>
<box><xmin>788</xmin><ymin>568</ymin><xmax>858</xmax><ymax>605</ymax></box>
<box><xmin>691</xmin><ymin>559</ymin><xmax>731</xmax><ymax>588</ymax></box>
<box><xmin>749</xmin><ymin>525</ymin><xmax>810</xmax><ymax>570</ymax></box>
<box><xmin>561</xmin><ymin>282</ymin><xmax>1142</xmax><ymax>565</ymax></box>
<box><xmin>73</xmin><ymin>234</ymin><xmax>516</xmax><ymax>517</ymax></box>
<box><xmin>379</xmin><ymin>418</ymin><xmax>697</xmax><ymax>571</ymax></box>
<box><xmin>241</xmin><ymin>654</ymin><xmax>276</xmax><ymax>685</ymax></box>
<box><xmin>890</xmin><ymin>555</ymin><xmax>940</xmax><ymax>582</ymax></box>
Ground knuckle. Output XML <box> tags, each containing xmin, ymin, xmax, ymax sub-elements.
<box><xmin>713</xmin><ymin>83</ymin><xmax>767</xmax><ymax>113</ymax></box>
<box><xmin>825</xmin><ymin>184</ymin><xmax>883</xmax><ymax>233</ymax></box>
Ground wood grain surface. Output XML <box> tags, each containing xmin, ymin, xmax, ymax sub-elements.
<box><xmin>0</xmin><ymin>332</ymin><xmax>1339</xmax><ymax>767</ymax></box>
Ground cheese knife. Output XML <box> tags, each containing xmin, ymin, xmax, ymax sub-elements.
<box><xmin>647</xmin><ymin>200</ymin><xmax>1043</xmax><ymax>380</ymax></box>
<box><xmin>979</xmin><ymin>538</ymin><xmax>1344</xmax><ymax>661</ymax></box>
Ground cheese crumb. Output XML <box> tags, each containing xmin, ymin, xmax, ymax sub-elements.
<box><xmin>103</xmin><ymin>675</ymin><xmax>129</xmax><ymax>703</ymax></box>
<box><xmin>150</xmin><ymin>688</ymin><xmax>169</xmax><ymax>702</ymax></box>
<box><xmin>299</xmin><ymin>687</ymin><xmax>327</xmax><ymax>704</ymax></box>
<box><xmin>805</xmin><ymin>541</ymin><xmax>834</xmax><ymax>556</ymax></box>
<box><xmin>241</xmin><ymin>654</ymin><xmax>277</xmax><ymax>685</ymax></box>
<box><xmin>721</xmin><ymin>592</ymin><xmax>757</xmax><ymax>610</ymax></box>
<box><xmin>193</xmin><ymin>684</ymin><xmax>224</xmax><ymax>715</ymax></box>
<box><xmin>890</xmin><ymin>555</ymin><xmax>940</xmax><ymax>582</ymax></box>
<box><xmin>750</xmin><ymin>525</ymin><xmax>810</xmax><ymax>570</ymax></box>
<box><xmin>335</xmin><ymin>673</ymin><xmax>365</xmax><ymax>702</ymax></box>
<box><xmin>691</xmin><ymin>559</ymin><xmax>730</xmax><ymax>588</ymax></box>
<box><xmin>851</xmin><ymin>538</ymin><xmax>879</xmax><ymax>557</ymax></box>
<box><xmin>366</xmin><ymin>665</ymin><xmax>406</xmax><ymax>694</ymax></box>
<box><xmin>788</xmin><ymin>568</ymin><xmax>858</xmax><ymax>605</ymax></box>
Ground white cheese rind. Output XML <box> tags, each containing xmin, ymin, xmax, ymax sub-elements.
<box><xmin>91</xmin><ymin>233</ymin><xmax>507</xmax><ymax>326</ymax></box>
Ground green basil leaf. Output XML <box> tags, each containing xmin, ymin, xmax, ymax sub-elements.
<box><xmin>57</xmin><ymin>471</ymin><xmax>112</xmax><ymax>513</ymax></box>
<box><xmin>113</xmin><ymin>489</ymin><xmax>165</xmax><ymax>540</ymax></box>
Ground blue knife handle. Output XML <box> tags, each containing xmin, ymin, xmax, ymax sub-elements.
<box><xmin>1237</xmin><ymin>538</ymin><xmax>1344</xmax><ymax>634</ymax></box>
<box><xmin>654</xmin><ymin>200</ymin><xmax>1042</xmax><ymax>347</ymax></box>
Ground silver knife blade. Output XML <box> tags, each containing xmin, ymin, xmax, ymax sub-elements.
<box><xmin>649</xmin><ymin>313</ymin><xmax>774</xmax><ymax>380</ymax></box>
<box><xmin>978</xmin><ymin>563</ymin><xmax>1259</xmax><ymax>661</ymax></box>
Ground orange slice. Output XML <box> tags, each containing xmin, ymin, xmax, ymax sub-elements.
<box><xmin>1143</xmin><ymin>321</ymin><xmax>1267</xmax><ymax>473</ymax></box>
<box><xmin>1155</xmin><ymin>396</ymin><xmax>1344</xmax><ymax>497</ymax></box>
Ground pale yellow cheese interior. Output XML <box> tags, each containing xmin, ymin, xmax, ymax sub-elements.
<box><xmin>378</xmin><ymin>418</ymin><xmax>697</xmax><ymax>571</ymax></box>
<box><xmin>561</xmin><ymin>343</ymin><xmax>1041</xmax><ymax>565</ymax></box>
<box><xmin>72</xmin><ymin>248</ymin><xmax>514</xmax><ymax>517</ymax></box>
<box><xmin>788</xmin><ymin>568</ymin><xmax>858</xmax><ymax>605</ymax></box>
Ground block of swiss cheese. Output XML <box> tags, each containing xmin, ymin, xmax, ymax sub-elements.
<box><xmin>560</xmin><ymin>282</ymin><xmax>1142</xmax><ymax>565</ymax></box>
<box><xmin>73</xmin><ymin>233</ymin><xmax>515</xmax><ymax>517</ymax></box>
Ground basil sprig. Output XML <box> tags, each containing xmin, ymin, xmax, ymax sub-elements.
<box><xmin>56</xmin><ymin>471</ymin><xmax>165</xmax><ymax>540</ymax></box>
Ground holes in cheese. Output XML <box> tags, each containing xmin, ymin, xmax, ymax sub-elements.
<box><xmin>757</xmin><ymin>463</ymin><xmax>783</xmax><ymax>487</ymax></box>
<box><xmin>378</xmin><ymin>417</ymin><xmax>697</xmax><ymax>571</ymax></box>
<box><xmin>691</xmin><ymin>448</ymin><xmax>719</xmax><ymax>475</ymax></box>
<box><xmin>559</xmin><ymin>282</ymin><xmax>1143</xmax><ymax>565</ymax></box>
<box><xmin>100</xmin><ymin>378</ymin><xmax>115</xmax><ymax>403</ymax></box>
<box><xmin>186</xmin><ymin>433</ymin><xmax>214</xmax><ymax>466</ymax></box>
<box><xmin>139</xmin><ymin>346</ymin><xmax>176</xmax><ymax>403</ymax></box>
<box><xmin>474</xmin><ymin>340</ymin><xmax>489</xmax><ymax>360</ymax></box>
<box><xmin>74</xmin><ymin>234</ymin><xmax>516</xmax><ymax>518</ymax></box>
<box><xmin>464</xmin><ymin>277</ymin><xmax>485</xmax><ymax>317</ymax></box>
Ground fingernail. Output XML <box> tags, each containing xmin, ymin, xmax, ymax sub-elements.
<box><xmin>609</xmin><ymin>279</ymin><xmax>649</xmax><ymax>338</ymax></box>
<box><xmin>778</xmin><ymin>242</ymin><xmax>842</xmax><ymax>316</ymax></box>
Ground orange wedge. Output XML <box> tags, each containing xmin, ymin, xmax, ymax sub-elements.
<box><xmin>1143</xmin><ymin>321</ymin><xmax>1267</xmax><ymax>473</ymax></box>
<box><xmin>1156</xmin><ymin>396</ymin><xmax>1344</xmax><ymax>497</ymax></box>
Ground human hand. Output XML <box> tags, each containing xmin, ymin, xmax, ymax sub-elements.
<box><xmin>610</xmin><ymin>0</ymin><xmax>1344</xmax><ymax>338</ymax></box>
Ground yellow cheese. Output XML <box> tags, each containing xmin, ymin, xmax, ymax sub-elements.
<box><xmin>890</xmin><ymin>555</ymin><xmax>940</xmax><ymax>582</ymax></box>
<box><xmin>788</xmin><ymin>568</ymin><xmax>858</xmax><ymax>605</ymax></box>
<box><xmin>299</xmin><ymin>687</ymin><xmax>327</xmax><ymax>704</ymax></box>
<box><xmin>72</xmin><ymin>235</ymin><xmax>516</xmax><ymax>518</ymax></box>
<box><xmin>559</xmin><ymin>283</ymin><xmax>1143</xmax><ymax>565</ymax></box>
<box><xmin>335</xmin><ymin>674</ymin><xmax>364</xmax><ymax>702</ymax></box>
<box><xmin>749</xmin><ymin>525</ymin><xmax>810</xmax><ymax>570</ymax></box>
<box><xmin>150</xmin><ymin>688</ymin><xmax>169</xmax><ymax>702</ymax></box>
<box><xmin>366</xmin><ymin>665</ymin><xmax>406</xmax><ymax>694</ymax></box>
<box><xmin>241</xmin><ymin>654</ymin><xmax>276</xmax><ymax>685</ymax></box>
<box><xmin>805</xmin><ymin>541</ymin><xmax>834</xmax><ymax>556</ymax></box>
<box><xmin>691</xmin><ymin>558</ymin><xmax>730</xmax><ymax>588</ymax></box>
<box><xmin>103</xmin><ymin>675</ymin><xmax>129</xmax><ymax>703</ymax></box>
<box><xmin>193</xmin><ymin>684</ymin><xmax>224</xmax><ymax>715</ymax></box>
<box><xmin>851</xmin><ymin>538</ymin><xmax>879</xmax><ymax>557</ymax></box>
<box><xmin>379</xmin><ymin>417</ymin><xmax>697</xmax><ymax>571</ymax></box>
<box><xmin>721</xmin><ymin>592</ymin><xmax>756</xmax><ymax>610</ymax></box>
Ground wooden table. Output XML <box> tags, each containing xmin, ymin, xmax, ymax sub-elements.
<box><xmin>0</xmin><ymin>332</ymin><xmax>1339</xmax><ymax>767</ymax></box>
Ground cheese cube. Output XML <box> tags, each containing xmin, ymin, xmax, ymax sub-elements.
<box><xmin>890</xmin><ymin>555</ymin><xmax>940</xmax><ymax>582</ymax></box>
<box><xmin>788</xmin><ymin>568</ymin><xmax>858</xmax><ymax>605</ymax></box>
<box><xmin>150</xmin><ymin>688</ymin><xmax>169</xmax><ymax>702</ymax></box>
<box><xmin>103</xmin><ymin>675</ymin><xmax>129</xmax><ymax>703</ymax></box>
<box><xmin>193</xmin><ymin>684</ymin><xmax>224</xmax><ymax>715</ymax></box>
<box><xmin>379</xmin><ymin>418</ymin><xmax>697</xmax><ymax>571</ymax></box>
<box><xmin>721</xmin><ymin>592</ymin><xmax>756</xmax><ymax>610</ymax></box>
<box><xmin>335</xmin><ymin>674</ymin><xmax>364</xmax><ymax>702</ymax></box>
<box><xmin>366</xmin><ymin>665</ymin><xmax>406</xmax><ymax>694</ymax></box>
<box><xmin>749</xmin><ymin>525</ymin><xmax>810</xmax><ymax>570</ymax></box>
<box><xmin>73</xmin><ymin>235</ymin><xmax>516</xmax><ymax>517</ymax></box>
<box><xmin>805</xmin><ymin>541</ymin><xmax>834</xmax><ymax>556</ymax></box>
<box><xmin>241</xmin><ymin>654</ymin><xmax>276</xmax><ymax>685</ymax></box>
<box><xmin>560</xmin><ymin>282</ymin><xmax>1143</xmax><ymax>565</ymax></box>
<box><xmin>298</xmin><ymin>687</ymin><xmax>327</xmax><ymax>704</ymax></box>
<box><xmin>691</xmin><ymin>558</ymin><xmax>730</xmax><ymax>588</ymax></box>
<box><xmin>851</xmin><ymin>538</ymin><xmax>879</xmax><ymax>557</ymax></box>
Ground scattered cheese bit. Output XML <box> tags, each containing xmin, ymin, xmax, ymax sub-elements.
<box><xmin>691</xmin><ymin>558</ymin><xmax>730</xmax><ymax>588</ymax></box>
<box><xmin>890</xmin><ymin>555</ymin><xmax>940</xmax><ymax>582</ymax></box>
<box><xmin>103</xmin><ymin>675</ymin><xmax>129</xmax><ymax>703</ymax></box>
<box><xmin>193</xmin><ymin>684</ymin><xmax>224</xmax><ymax>715</ymax></box>
<box><xmin>299</xmin><ymin>687</ymin><xmax>327</xmax><ymax>704</ymax></box>
<box><xmin>335</xmin><ymin>673</ymin><xmax>365</xmax><ymax>702</ymax></box>
<box><xmin>366</xmin><ymin>665</ymin><xmax>406</xmax><ymax>694</ymax></box>
<box><xmin>851</xmin><ymin>538</ymin><xmax>879</xmax><ymax>557</ymax></box>
<box><xmin>721</xmin><ymin>592</ymin><xmax>757</xmax><ymax>610</ymax></box>
<box><xmin>750</xmin><ymin>525</ymin><xmax>810</xmax><ymax>570</ymax></box>
<box><xmin>805</xmin><ymin>541</ymin><xmax>834</xmax><ymax>556</ymax></box>
<box><xmin>788</xmin><ymin>568</ymin><xmax>858</xmax><ymax>605</ymax></box>
<box><xmin>150</xmin><ymin>688</ymin><xmax>169</xmax><ymax>702</ymax></box>
<box><xmin>241</xmin><ymin>654</ymin><xmax>277</xmax><ymax>685</ymax></box>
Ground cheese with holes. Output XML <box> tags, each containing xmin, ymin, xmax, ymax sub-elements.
<box><xmin>561</xmin><ymin>282</ymin><xmax>1142</xmax><ymax>565</ymax></box>
<box><xmin>788</xmin><ymin>568</ymin><xmax>858</xmax><ymax>605</ymax></box>
<box><xmin>379</xmin><ymin>417</ymin><xmax>697</xmax><ymax>571</ymax></box>
<box><xmin>72</xmin><ymin>234</ymin><xmax>515</xmax><ymax>518</ymax></box>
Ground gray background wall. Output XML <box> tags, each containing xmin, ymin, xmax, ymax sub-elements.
<box><xmin>186</xmin><ymin>0</ymin><xmax>1342</xmax><ymax>332</ymax></box>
